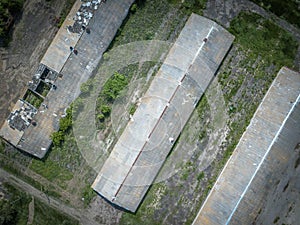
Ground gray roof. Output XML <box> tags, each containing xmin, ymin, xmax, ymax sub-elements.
<box><xmin>192</xmin><ymin>67</ymin><xmax>300</xmax><ymax>225</ymax></box>
<box><xmin>92</xmin><ymin>14</ymin><xmax>234</xmax><ymax>212</ymax></box>
<box><xmin>0</xmin><ymin>0</ymin><xmax>135</xmax><ymax>158</ymax></box>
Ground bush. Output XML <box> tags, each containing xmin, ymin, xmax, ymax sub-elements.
<box><xmin>59</xmin><ymin>107</ymin><xmax>72</xmax><ymax>132</ymax></box>
<box><xmin>129</xmin><ymin>104</ymin><xmax>137</xmax><ymax>115</ymax></box>
<box><xmin>51</xmin><ymin>131</ymin><xmax>65</xmax><ymax>146</ymax></box>
<box><xmin>130</xmin><ymin>3</ymin><xmax>137</xmax><ymax>13</ymax></box>
<box><xmin>102</xmin><ymin>72</ymin><xmax>128</xmax><ymax>102</ymax></box>
<box><xmin>97</xmin><ymin>113</ymin><xmax>105</xmax><ymax>122</ymax></box>
<box><xmin>100</xmin><ymin>104</ymin><xmax>111</xmax><ymax>116</ymax></box>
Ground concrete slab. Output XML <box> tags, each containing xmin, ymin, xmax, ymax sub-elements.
<box><xmin>40</xmin><ymin>0</ymin><xmax>82</xmax><ymax>73</ymax></box>
<box><xmin>92</xmin><ymin>14</ymin><xmax>234</xmax><ymax>212</ymax></box>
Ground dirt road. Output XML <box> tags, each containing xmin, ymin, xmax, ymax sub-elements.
<box><xmin>0</xmin><ymin>167</ymin><xmax>101</xmax><ymax>225</ymax></box>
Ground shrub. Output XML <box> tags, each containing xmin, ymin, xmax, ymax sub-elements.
<box><xmin>100</xmin><ymin>104</ymin><xmax>111</xmax><ymax>116</ymax></box>
<box><xmin>102</xmin><ymin>72</ymin><xmax>128</xmax><ymax>102</ymax></box>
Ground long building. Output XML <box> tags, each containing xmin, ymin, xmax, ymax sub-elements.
<box><xmin>192</xmin><ymin>67</ymin><xmax>300</xmax><ymax>224</ymax></box>
<box><xmin>0</xmin><ymin>0</ymin><xmax>135</xmax><ymax>158</ymax></box>
<box><xmin>92</xmin><ymin>14</ymin><xmax>234</xmax><ymax>212</ymax></box>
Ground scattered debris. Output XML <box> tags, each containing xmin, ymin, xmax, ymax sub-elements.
<box><xmin>69</xmin><ymin>0</ymin><xmax>104</xmax><ymax>34</ymax></box>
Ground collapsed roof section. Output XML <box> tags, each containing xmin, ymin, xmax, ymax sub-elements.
<box><xmin>92</xmin><ymin>13</ymin><xmax>234</xmax><ymax>212</ymax></box>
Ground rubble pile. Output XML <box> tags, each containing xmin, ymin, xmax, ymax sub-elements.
<box><xmin>8</xmin><ymin>100</ymin><xmax>38</xmax><ymax>131</ymax></box>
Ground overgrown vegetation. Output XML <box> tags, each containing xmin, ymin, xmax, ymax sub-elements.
<box><xmin>95</xmin><ymin>72</ymin><xmax>128</xmax><ymax>128</ymax></box>
<box><xmin>0</xmin><ymin>182</ymin><xmax>78</xmax><ymax>225</ymax></box>
<box><xmin>109</xmin><ymin>0</ymin><xmax>188</xmax><ymax>49</ymax></box>
<box><xmin>0</xmin><ymin>151</ymin><xmax>61</xmax><ymax>199</ymax></box>
<box><xmin>229</xmin><ymin>12</ymin><xmax>297</xmax><ymax>69</ymax></box>
<box><xmin>23</xmin><ymin>89</ymin><xmax>43</xmax><ymax>109</ymax></box>
<box><xmin>197</xmin><ymin>12</ymin><xmax>299</xmax><ymax>223</ymax></box>
<box><xmin>120</xmin><ymin>183</ymin><xmax>168</xmax><ymax>225</ymax></box>
<box><xmin>250</xmin><ymin>0</ymin><xmax>300</xmax><ymax>28</ymax></box>
<box><xmin>223</xmin><ymin>12</ymin><xmax>298</xmax><ymax>155</ymax></box>
<box><xmin>33</xmin><ymin>198</ymin><xmax>79</xmax><ymax>225</ymax></box>
<box><xmin>0</xmin><ymin>139</ymin><xmax>5</xmax><ymax>152</ymax></box>
<box><xmin>51</xmin><ymin>106</ymin><xmax>72</xmax><ymax>146</ymax></box>
<box><xmin>0</xmin><ymin>0</ymin><xmax>24</xmax><ymax>46</ymax></box>
<box><xmin>35</xmin><ymin>81</ymin><xmax>51</xmax><ymax>97</ymax></box>
<box><xmin>30</xmin><ymin>159</ymin><xmax>73</xmax><ymax>188</ymax></box>
<box><xmin>30</xmin><ymin>105</ymin><xmax>78</xmax><ymax>188</ymax></box>
<box><xmin>3</xmin><ymin>0</ymin><xmax>298</xmax><ymax>223</ymax></box>
<box><xmin>81</xmin><ymin>184</ymin><xmax>96</xmax><ymax>207</ymax></box>
<box><xmin>0</xmin><ymin>182</ymin><xmax>31</xmax><ymax>225</ymax></box>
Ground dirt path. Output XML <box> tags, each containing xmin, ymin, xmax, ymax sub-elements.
<box><xmin>27</xmin><ymin>196</ymin><xmax>34</xmax><ymax>225</ymax></box>
<box><xmin>0</xmin><ymin>152</ymin><xmax>83</xmax><ymax>207</ymax></box>
<box><xmin>0</xmin><ymin>167</ymin><xmax>102</xmax><ymax>225</ymax></box>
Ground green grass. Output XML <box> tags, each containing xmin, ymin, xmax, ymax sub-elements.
<box><xmin>109</xmin><ymin>0</ymin><xmax>189</xmax><ymax>49</ymax></box>
<box><xmin>180</xmin><ymin>161</ymin><xmax>196</xmax><ymax>181</ymax></box>
<box><xmin>225</xmin><ymin>11</ymin><xmax>298</xmax><ymax>134</ymax></box>
<box><xmin>195</xmin><ymin>95</ymin><xmax>210</xmax><ymax>143</ymax></box>
<box><xmin>30</xmin><ymin>159</ymin><xmax>73</xmax><ymax>188</ymax></box>
<box><xmin>81</xmin><ymin>184</ymin><xmax>96</xmax><ymax>207</ymax></box>
<box><xmin>120</xmin><ymin>183</ymin><xmax>167</xmax><ymax>225</ymax></box>
<box><xmin>218</xmin><ymin>12</ymin><xmax>298</xmax><ymax>170</ymax></box>
<box><xmin>33</xmin><ymin>198</ymin><xmax>79</xmax><ymax>225</ymax></box>
<box><xmin>0</xmin><ymin>158</ymin><xmax>40</xmax><ymax>189</ymax></box>
<box><xmin>51</xmin><ymin>106</ymin><xmax>72</xmax><ymax>146</ymax></box>
<box><xmin>229</xmin><ymin>12</ymin><xmax>297</xmax><ymax>69</ymax></box>
<box><xmin>111</xmin><ymin>0</ymin><xmax>172</xmax><ymax>46</ymax></box>
<box><xmin>197</xmin><ymin>172</ymin><xmax>205</xmax><ymax>181</ymax></box>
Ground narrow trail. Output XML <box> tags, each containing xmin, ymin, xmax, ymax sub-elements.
<box><xmin>27</xmin><ymin>196</ymin><xmax>34</xmax><ymax>225</ymax></box>
<box><xmin>0</xmin><ymin>167</ymin><xmax>101</xmax><ymax>225</ymax></box>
